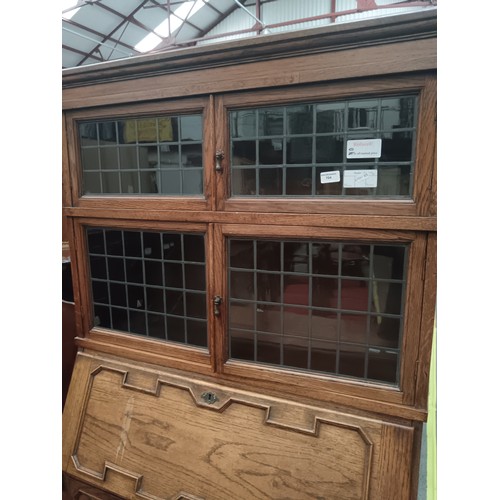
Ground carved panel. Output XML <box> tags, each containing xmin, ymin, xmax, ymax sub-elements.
<box><xmin>63</xmin><ymin>354</ymin><xmax>418</xmax><ymax>499</ymax></box>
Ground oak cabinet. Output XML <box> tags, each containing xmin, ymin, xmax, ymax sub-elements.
<box><xmin>63</xmin><ymin>11</ymin><xmax>436</xmax><ymax>500</ymax></box>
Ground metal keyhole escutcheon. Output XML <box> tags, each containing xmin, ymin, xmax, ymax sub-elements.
<box><xmin>201</xmin><ymin>392</ymin><xmax>219</xmax><ymax>405</ymax></box>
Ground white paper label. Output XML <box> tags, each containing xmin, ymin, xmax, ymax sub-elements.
<box><xmin>346</xmin><ymin>139</ymin><xmax>382</xmax><ymax>159</ymax></box>
<box><xmin>344</xmin><ymin>169</ymin><xmax>378</xmax><ymax>188</ymax></box>
<box><xmin>320</xmin><ymin>170</ymin><xmax>340</xmax><ymax>184</ymax></box>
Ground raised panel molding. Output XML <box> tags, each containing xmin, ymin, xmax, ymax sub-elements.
<box><xmin>63</xmin><ymin>353</ymin><xmax>417</xmax><ymax>500</ymax></box>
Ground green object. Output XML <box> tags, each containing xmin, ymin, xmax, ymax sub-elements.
<box><xmin>427</xmin><ymin>320</ymin><xmax>437</xmax><ymax>500</ymax></box>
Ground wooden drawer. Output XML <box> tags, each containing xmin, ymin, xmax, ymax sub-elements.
<box><xmin>63</xmin><ymin>352</ymin><xmax>420</xmax><ymax>500</ymax></box>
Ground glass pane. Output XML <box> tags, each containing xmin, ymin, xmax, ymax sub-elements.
<box><xmin>283</xmin><ymin>275</ymin><xmax>308</xmax><ymax>305</ymax></box>
<box><xmin>380</xmin><ymin>97</ymin><xmax>415</xmax><ymax>130</ymax></box>
<box><xmin>139</xmin><ymin>171</ymin><xmax>159</xmax><ymax>194</ymax></box>
<box><xmin>105</xmin><ymin>230</ymin><xmax>123</xmax><ymax>256</ymax></box>
<box><xmin>79</xmin><ymin>114</ymin><xmax>203</xmax><ymax>195</ymax></box>
<box><xmin>311</xmin><ymin>340</ymin><xmax>337</xmax><ymax>373</ymax></box>
<box><xmin>185</xmin><ymin>263</ymin><xmax>205</xmax><ymax>291</ymax></box>
<box><xmin>230</xmin><ymin>330</ymin><xmax>254</xmax><ymax>361</ymax></box>
<box><xmin>146</xmin><ymin>287</ymin><xmax>164</xmax><ymax>313</ymax></box>
<box><xmin>92</xmin><ymin>280</ymin><xmax>109</xmax><ymax>304</ymax></box>
<box><xmin>164</xmin><ymin>262</ymin><xmax>183</xmax><ymax>288</ymax></box>
<box><xmin>286</xmin><ymin>137</ymin><xmax>312</xmax><ymax>164</ymax></box>
<box><xmin>129</xmin><ymin>310</ymin><xmax>147</xmax><ymax>335</ymax></box>
<box><xmin>285</xmin><ymin>167</ymin><xmax>312</xmax><ymax>195</ymax></box>
<box><xmin>287</xmin><ymin>105</ymin><xmax>313</xmax><ymax>135</ymax></box>
<box><xmin>159</xmin><ymin>117</ymin><xmax>178</xmax><ymax>142</ymax></box>
<box><xmin>316</xmin><ymin>136</ymin><xmax>344</xmax><ymax>163</ymax></box>
<box><xmin>107</xmin><ymin>257</ymin><xmax>125</xmax><ymax>281</ymax></box>
<box><xmin>165</xmin><ymin>289</ymin><xmax>184</xmax><ymax>315</ymax></box>
<box><xmin>79</xmin><ymin>123</ymin><xmax>97</xmax><ymax>145</ymax></box>
<box><xmin>94</xmin><ymin>305</ymin><xmax>110</xmax><ymax>329</ymax></box>
<box><xmin>163</xmin><ymin>233</ymin><xmax>182</xmax><ymax>260</ymax></box>
<box><xmin>100</xmin><ymin>147</ymin><xmax>119</xmax><ymax>170</ymax></box>
<box><xmin>311</xmin><ymin>310</ymin><xmax>338</xmax><ymax>340</ymax></box>
<box><xmin>126</xmin><ymin>259</ymin><xmax>144</xmax><ymax>284</ymax></box>
<box><xmin>186</xmin><ymin>319</ymin><xmax>207</xmax><ymax>347</ymax></box>
<box><xmin>257</xmin><ymin>273</ymin><xmax>281</xmax><ymax>303</ymax></box>
<box><xmin>159</xmin><ymin>170</ymin><xmax>181</xmax><ymax>194</ymax></box>
<box><xmin>283</xmin><ymin>337</ymin><xmax>309</xmax><ymax>369</ymax></box>
<box><xmin>185</xmin><ymin>292</ymin><xmax>206</xmax><ymax>319</ymax></box>
<box><xmin>231</xmin><ymin>96</ymin><xmax>416</xmax><ymax>199</ymax></box>
<box><xmin>340</xmin><ymin>279</ymin><xmax>369</xmax><ymax>311</ymax></box>
<box><xmin>227</xmin><ymin>238</ymin><xmax>407</xmax><ymax>385</ymax></box>
<box><xmin>348</xmin><ymin>100</ymin><xmax>378</xmax><ymax>130</ymax></box>
<box><xmin>230</xmin><ymin>302</ymin><xmax>255</xmax><ymax>330</ymax></box>
<box><xmin>259</xmin><ymin>140</ymin><xmax>283</xmax><ymax>165</ymax></box>
<box><xmin>283</xmin><ymin>242</ymin><xmax>308</xmax><ymax>273</ymax></box>
<box><xmin>88</xmin><ymin>229</ymin><xmax>105</xmax><ymax>254</ymax></box>
<box><xmin>99</xmin><ymin>122</ymin><xmax>117</xmax><ymax>144</ymax></box>
<box><xmin>231</xmin><ymin>271</ymin><xmax>254</xmax><ymax>300</ymax></box>
<box><xmin>145</xmin><ymin>260</ymin><xmax>163</xmax><ymax>286</ymax></box>
<box><xmin>181</xmin><ymin>143</ymin><xmax>202</xmax><ymax>168</ymax></box>
<box><xmin>369</xmin><ymin>315</ymin><xmax>400</xmax><ymax>348</ymax></box>
<box><xmin>257</xmin><ymin>241</ymin><xmax>281</xmax><ymax>270</ymax></box>
<box><xmin>82</xmin><ymin>148</ymin><xmax>99</xmax><ymax>170</ymax></box>
<box><xmin>158</xmin><ymin>145</ymin><xmax>180</xmax><ymax>168</ymax></box>
<box><xmin>230</xmin><ymin>240</ymin><xmax>254</xmax><ymax>269</ymax></box>
<box><xmin>180</xmin><ymin>115</ymin><xmax>202</xmax><ymax>141</ymax></box>
<box><xmin>182</xmin><ymin>169</ymin><xmax>203</xmax><ymax>195</ymax></box>
<box><xmin>340</xmin><ymin>313</ymin><xmax>367</xmax><ymax>343</ymax></box>
<box><xmin>112</xmin><ymin>307</ymin><xmax>129</xmax><ymax>332</ymax></box>
<box><xmin>283</xmin><ymin>306</ymin><xmax>309</xmax><ymax>336</ymax></box>
<box><xmin>257</xmin><ymin>334</ymin><xmax>281</xmax><ymax>364</ymax></box>
<box><xmin>148</xmin><ymin>313</ymin><xmax>166</xmax><ymax>340</ymax></box>
<box><xmin>184</xmin><ymin>234</ymin><xmax>205</xmax><ymax>262</ymax></box>
<box><xmin>259</xmin><ymin>168</ymin><xmax>283</xmax><ymax>195</ymax></box>
<box><xmin>316</xmin><ymin>102</ymin><xmax>345</xmax><ymax>133</ymax></box>
<box><xmin>137</xmin><ymin>145</ymin><xmax>158</xmax><ymax>169</ymax></box>
<box><xmin>166</xmin><ymin>315</ymin><xmax>185</xmax><ymax>343</ymax></box>
<box><xmin>232</xmin><ymin>169</ymin><xmax>256</xmax><ymax>195</ymax></box>
<box><xmin>101</xmin><ymin>172</ymin><xmax>120</xmax><ymax>193</ymax></box>
<box><xmin>89</xmin><ymin>256</ymin><xmax>106</xmax><ymax>279</ymax></box>
<box><xmin>120</xmin><ymin>172</ymin><xmax>140</xmax><ymax>193</ymax></box>
<box><xmin>232</xmin><ymin>141</ymin><xmax>256</xmax><ymax>166</ymax></box>
<box><xmin>231</xmin><ymin>110</ymin><xmax>256</xmax><ymax>138</ymax></box>
<box><xmin>367</xmin><ymin>348</ymin><xmax>398</xmax><ymax>383</ymax></box>
<box><xmin>109</xmin><ymin>283</ymin><xmax>126</xmax><ymax>307</ymax></box>
<box><xmin>339</xmin><ymin>344</ymin><xmax>365</xmax><ymax>378</ymax></box>
<box><xmin>311</xmin><ymin>277</ymin><xmax>337</xmax><ymax>308</ymax></box>
<box><xmin>256</xmin><ymin>304</ymin><xmax>280</xmax><ymax>334</ymax></box>
<box><xmin>127</xmin><ymin>285</ymin><xmax>145</xmax><ymax>309</ymax></box>
<box><xmin>83</xmin><ymin>172</ymin><xmax>101</xmax><ymax>194</ymax></box>
<box><xmin>341</xmin><ymin>245</ymin><xmax>370</xmax><ymax>277</ymax></box>
<box><xmin>258</xmin><ymin>108</ymin><xmax>283</xmax><ymax>136</ymax></box>
<box><xmin>381</xmin><ymin>132</ymin><xmax>413</xmax><ymax>162</ymax></box>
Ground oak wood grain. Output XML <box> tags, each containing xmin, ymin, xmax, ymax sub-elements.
<box><xmin>63</xmin><ymin>353</ymin><xmax>420</xmax><ymax>500</ymax></box>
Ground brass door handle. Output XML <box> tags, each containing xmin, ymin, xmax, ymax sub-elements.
<box><xmin>213</xmin><ymin>295</ymin><xmax>223</xmax><ymax>316</ymax></box>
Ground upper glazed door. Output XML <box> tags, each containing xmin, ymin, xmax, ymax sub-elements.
<box><xmin>65</xmin><ymin>96</ymin><xmax>215</xmax><ymax>213</ymax></box>
<box><xmin>215</xmin><ymin>75</ymin><xmax>436</xmax><ymax>217</ymax></box>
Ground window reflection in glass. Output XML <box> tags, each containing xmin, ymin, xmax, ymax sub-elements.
<box><xmin>87</xmin><ymin>227</ymin><xmax>207</xmax><ymax>348</ymax></box>
<box><xmin>228</xmin><ymin>238</ymin><xmax>407</xmax><ymax>385</ymax></box>
<box><xmin>230</xmin><ymin>95</ymin><xmax>417</xmax><ymax>198</ymax></box>
<box><xmin>80</xmin><ymin>114</ymin><xmax>203</xmax><ymax>195</ymax></box>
